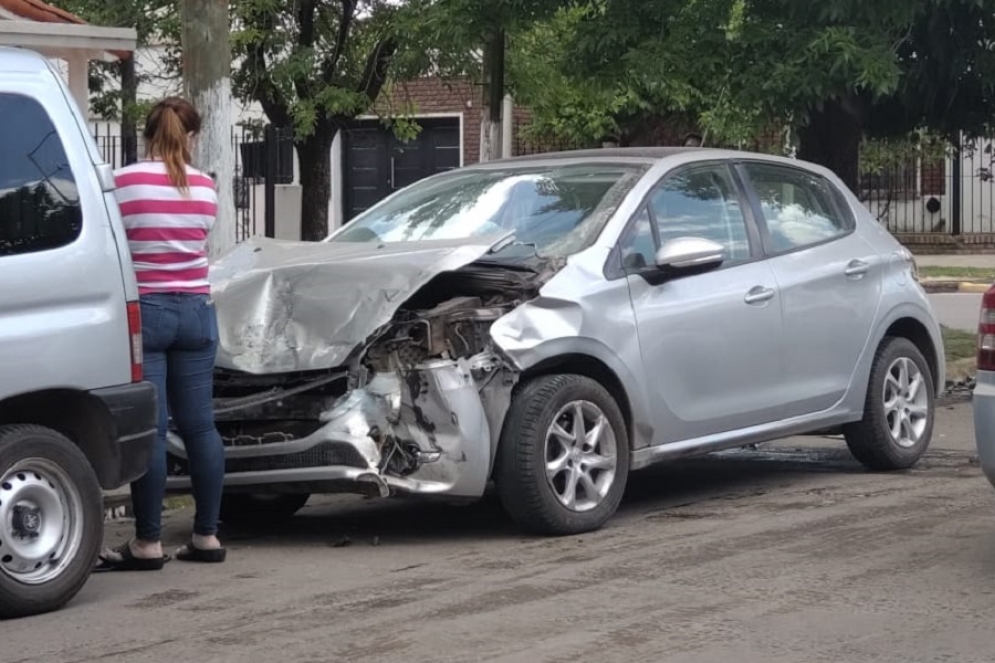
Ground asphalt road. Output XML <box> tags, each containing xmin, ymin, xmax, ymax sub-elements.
<box><xmin>2</xmin><ymin>401</ymin><xmax>993</xmax><ymax>663</ymax></box>
<box><xmin>929</xmin><ymin>292</ymin><xmax>982</xmax><ymax>332</ymax></box>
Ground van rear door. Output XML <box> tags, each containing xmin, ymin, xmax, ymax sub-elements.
<box><xmin>0</xmin><ymin>62</ymin><xmax>133</xmax><ymax>394</ymax></box>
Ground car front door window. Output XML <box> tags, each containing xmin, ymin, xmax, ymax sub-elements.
<box><xmin>647</xmin><ymin>165</ymin><xmax>751</xmax><ymax>264</ymax></box>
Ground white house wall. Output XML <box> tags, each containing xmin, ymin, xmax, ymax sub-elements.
<box><xmin>959</xmin><ymin>137</ymin><xmax>995</xmax><ymax>234</ymax></box>
<box><xmin>863</xmin><ymin>155</ymin><xmax>952</xmax><ymax>234</ymax></box>
<box><xmin>863</xmin><ymin>137</ymin><xmax>995</xmax><ymax>235</ymax></box>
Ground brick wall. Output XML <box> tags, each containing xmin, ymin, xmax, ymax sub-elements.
<box><xmin>379</xmin><ymin>77</ymin><xmax>791</xmax><ymax>161</ymax></box>
<box><xmin>920</xmin><ymin>158</ymin><xmax>946</xmax><ymax>196</ymax></box>
<box><xmin>379</xmin><ymin>77</ymin><xmax>573</xmax><ymax>163</ymax></box>
<box><xmin>895</xmin><ymin>233</ymin><xmax>995</xmax><ymax>253</ymax></box>
<box><xmin>381</xmin><ymin>77</ymin><xmax>481</xmax><ymax>164</ymax></box>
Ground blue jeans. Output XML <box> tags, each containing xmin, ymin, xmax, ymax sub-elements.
<box><xmin>131</xmin><ymin>293</ymin><xmax>225</xmax><ymax>541</ymax></box>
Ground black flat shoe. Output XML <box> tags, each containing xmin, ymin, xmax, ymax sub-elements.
<box><xmin>94</xmin><ymin>542</ymin><xmax>170</xmax><ymax>572</ymax></box>
<box><xmin>175</xmin><ymin>542</ymin><xmax>226</xmax><ymax>563</ymax></box>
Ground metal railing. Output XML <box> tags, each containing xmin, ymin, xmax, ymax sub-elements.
<box><xmin>92</xmin><ymin>122</ymin><xmax>295</xmax><ymax>244</ymax></box>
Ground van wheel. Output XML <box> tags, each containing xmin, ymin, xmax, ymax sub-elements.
<box><xmin>219</xmin><ymin>493</ymin><xmax>310</xmax><ymax>525</ymax></box>
<box><xmin>0</xmin><ymin>425</ymin><xmax>102</xmax><ymax>619</ymax></box>
<box><xmin>844</xmin><ymin>337</ymin><xmax>935</xmax><ymax>471</ymax></box>
<box><xmin>496</xmin><ymin>375</ymin><xmax>629</xmax><ymax>536</ymax></box>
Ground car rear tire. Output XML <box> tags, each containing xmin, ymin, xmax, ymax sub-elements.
<box><xmin>496</xmin><ymin>374</ymin><xmax>629</xmax><ymax>536</ymax></box>
<box><xmin>0</xmin><ymin>424</ymin><xmax>102</xmax><ymax>620</ymax></box>
<box><xmin>218</xmin><ymin>492</ymin><xmax>310</xmax><ymax>525</ymax></box>
<box><xmin>844</xmin><ymin>337</ymin><xmax>935</xmax><ymax>471</ymax></box>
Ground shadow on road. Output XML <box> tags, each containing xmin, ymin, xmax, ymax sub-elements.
<box><xmin>215</xmin><ymin>442</ymin><xmax>869</xmax><ymax>547</ymax></box>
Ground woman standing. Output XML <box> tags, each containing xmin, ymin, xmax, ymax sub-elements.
<box><xmin>97</xmin><ymin>97</ymin><xmax>227</xmax><ymax>570</ymax></box>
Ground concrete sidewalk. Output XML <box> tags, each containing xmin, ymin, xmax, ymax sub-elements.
<box><xmin>915</xmin><ymin>254</ymin><xmax>994</xmax><ymax>268</ymax></box>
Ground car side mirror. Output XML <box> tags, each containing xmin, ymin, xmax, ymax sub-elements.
<box><xmin>654</xmin><ymin>237</ymin><xmax>726</xmax><ymax>273</ymax></box>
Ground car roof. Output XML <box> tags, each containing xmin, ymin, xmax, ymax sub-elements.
<box><xmin>489</xmin><ymin>147</ymin><xmax>701</xmax><ymax>165</ymax></box>
<box><xmin>0</xmin><ymin>46</ymin><xmax>50</xmax><ymax>74</ymax></box>
<box><xmin>464</xmin><ymin>145</ymin><xmax>841</xmax><ymax>184</ymax></box>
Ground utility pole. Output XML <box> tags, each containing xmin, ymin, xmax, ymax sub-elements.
<box><xmin>479</xmin><ymin>28</ymin><xmax>505</xmax><ymax>162</ymax></box>
<box><xmin>181</xmin><ymin>0</ymin><xmax>235</xmax><ymax>257</ymax></box>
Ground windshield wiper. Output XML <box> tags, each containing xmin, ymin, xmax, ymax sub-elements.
<box><xmin>488</xmin><ymin>230</ymin><xmax>517</xmax><ymax>254</ymax></box>
<box><xmin>488</xmin><ymin>230</ymin><xmax>540</xmax><ymax>258</ymax></box>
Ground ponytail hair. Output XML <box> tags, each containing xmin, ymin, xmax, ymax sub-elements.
<box><xmin>143</xmin><ymin>97</ymin><xmax>202</xmax><ymax>192</ymax></box>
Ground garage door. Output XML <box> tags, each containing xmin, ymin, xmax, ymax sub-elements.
<box><xmin>342</xmin><ymin>117</ymin><xmax>461</xmax><ymax>221</ymax></box>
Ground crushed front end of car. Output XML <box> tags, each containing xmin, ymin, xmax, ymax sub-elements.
<box><xmin>164</xmin><ymin>236</ymin><xmax>559</xmax><ymax>501</ymax></box>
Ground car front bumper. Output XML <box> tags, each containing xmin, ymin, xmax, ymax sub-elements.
<box><xmin>90</xmin><ymin>381</ymin><xmax>158</xmax><ymax>489</ymax></box>
<box><xmin>973</xmin><ymin>370</ymin><xmax>995</xmax><ymax>488</ymax></box>
<box><xmin>165</xmin><ymin>355</ymin><xmax>513</xmax><ymax>500</ymax></box>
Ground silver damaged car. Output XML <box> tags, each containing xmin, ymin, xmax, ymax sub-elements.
<box><xmin>165</xmin><ymin>148</ymin><xmax>945</xmax><ymax>536</ymax></box>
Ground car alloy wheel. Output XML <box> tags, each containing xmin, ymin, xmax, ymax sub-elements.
<box><xmin>543</xmin><ymin>400</ymin><xmax>618</xmax><ymax>513</ymax></box>
<box><xmin>882</xmin><ymin>356</ymin><xmax>929</xmax><ymax>449</ymax></box>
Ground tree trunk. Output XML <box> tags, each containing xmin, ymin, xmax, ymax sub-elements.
<box><xmin>181</xmin><ymin>0</ymin><xmax>235</xmax><ymax>257</ymax></box>
<box><xmin>297</xmin><ymin>130</ymin><xmax>335</xmax><ymax>241</ymax></box>
<box><xmin>119</xmin><ymin>55</ymin><xmax>139</xmax><ymax>166</ymax></box>
<box><xmin>479</xmin><ymin>29</ymin><xmax>505</xmax><ymax>162</ymax></box>
<box><xmin>797</xmin><ymin>96</ymin><xmax>865</xmax><ymax>193</ymax></box>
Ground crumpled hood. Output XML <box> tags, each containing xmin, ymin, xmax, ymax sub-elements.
<box><xmin>209</xmin><ymin>236</ymin><xmax>505</xmax><ymax>375</ymax></box>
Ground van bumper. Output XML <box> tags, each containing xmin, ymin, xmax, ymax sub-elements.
<box><xmin>90</xmin><ymin>382</ymin><xmax>158</xmax><ymax>489</ymax></box>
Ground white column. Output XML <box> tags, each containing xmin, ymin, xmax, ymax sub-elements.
<box><xmin>65</xmin><ymin>53</ymin><xmax>89</xmax><ymax>119</ymax></box>
<box><xmin>501</xmin><ymin>94</ymin><xmax>514</xmax><ymax>159</ymax></box>
<box><xmin>330</xmin><ymin>131</ymin><xmax>343</xmax><ymax>231</ymax></box>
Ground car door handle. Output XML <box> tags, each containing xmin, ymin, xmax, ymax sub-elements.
<box><xmin>744</xmin><ymin>286</ymin><xmax>775</xmax><ymax>305</ymax></box>
<box><xmin>845</xmin><ymin>259</ymin><xmax>870</xmax><ymax>278</ymax></box>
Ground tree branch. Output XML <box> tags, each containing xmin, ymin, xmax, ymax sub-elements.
<box><xmin>298</xmin><ymin>0</ymin><xmax>317</xmax><ymax>46</ymax></box>
<box><xmin>294</xmin><ymin>0</ymin><xmax>318</xmax><ymax>100</ymax></box>
<box><xmin>245</xmin><ymin>44</ymin><xmax>292</xmax><ymax>128</ymax></box>
<box><xmin>356</xmin><ymin>37</ymin><xmax>399</xmax><ymax>101</ymax></box>
<box><xmin>321</xmin><ymin>0</ymin><xmax>356</xmax><ymax>85</ymax></box>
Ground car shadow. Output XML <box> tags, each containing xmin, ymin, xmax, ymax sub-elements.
<box><xmin>214</xmin><ymin>441</ymin><xmax>868</xmax><ymax>548</ymax></box>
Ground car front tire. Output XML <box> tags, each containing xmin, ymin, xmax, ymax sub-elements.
<box><xmin>844</xmin><ymin>336</ymin><xmax>935</xmax><ymax>471</ymax></box>
<box><xmin>0</xmin><ymin>425</ymin><xmax>103</xmax><ymax>620</ymax></box>
<box><xmin>496</xmin><ymin>374</ymin><xmax>629</xmax><ymax>536</ymax></box>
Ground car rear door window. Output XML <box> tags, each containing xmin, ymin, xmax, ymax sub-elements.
<box><xmin>740</xmin><ymin>162</ymin><xmax>849</xmax><ymax>254</ymax></box>
<box><xmin>0</xmin><ymin>93</ymin><xmax>82</xmax><ymax>257</ymax></box>
<box><xmin>647</xmin><ymin>164</ymin><xmax>752</xmax><ymax>263</ymax></box>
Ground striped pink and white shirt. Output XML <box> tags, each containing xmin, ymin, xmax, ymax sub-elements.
<box><xmin>113</xmin><ymin>160</ymin><xmax>218</xmax><ymax>295</ymax></box>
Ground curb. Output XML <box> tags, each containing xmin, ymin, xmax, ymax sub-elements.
<box><xmin>958</xmin><ymin>282</ymin><xmax>990</xmax><ymax>293</ymax></box>
<box><xmin>103</xmin><ymin>492</ymin><xmax>132</xmax><ymax>522</ymax></box>
<box><xmin>922</xmin><ymin>280</ymin><xmax>990</xmax><ymax>294</ymax></box>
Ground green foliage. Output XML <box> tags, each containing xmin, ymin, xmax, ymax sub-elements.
<box><xmin>393</xmin><ymin>0</ymin><xmax>567</xmax><ymax>81</ymax></box>
<box><xmin>859</xmin><ymin>130</ymin><xmax>951</xmax><ymax>179</ymax></box>
<box><xmin>52</xmin><ymin>0</ymin><xmax>179</xmax><ymax>122</ymax></box>
<box><xmin>230</xmin><ymin>0</ymin><xmax>408</xmax><ymax>140</ymax></box>
<box><xmin>513</xmin><ymin>0</ymin><xmax>995</xmax><ymax>158</ymax></box>
<box><xmin>507</xmin><ymin>6</ymin><xmax>646</xmax><ymax>148</ymax></box>
<box><xmin>942</xmin><ymin>325</ymin><xmax>977</xmax><ymax>364</ymax></box>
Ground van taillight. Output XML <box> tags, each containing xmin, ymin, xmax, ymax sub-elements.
<box><xmin>978</xmin><ymin>286</ymin><xmax>995</xmax><ymax>371</ymax></box>
<box><xmin>127</xmin><ymin>301</ymin><xmax>143</xmax><ymax>382</ymax></box>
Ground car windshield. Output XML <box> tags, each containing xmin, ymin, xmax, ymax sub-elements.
<box><xmin>328</xmin><ymin>163</ymin><xmax>648</xmax><ymax>256</ymax></box>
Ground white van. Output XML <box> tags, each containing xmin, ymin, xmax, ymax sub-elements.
<box><xmin>0</xmin><ymin>47</ymin><xmax>156</xmax><ymax>618</ymax></box>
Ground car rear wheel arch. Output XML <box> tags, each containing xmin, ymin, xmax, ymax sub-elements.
<box><xmin>0</xmin><ymin>390</ymin><xmax>118</xmax><ymax>490</ymax></box>
<box><xmin>882</xmin><ymin>317</ymin><xmax>940</xmax><ymax>391</ymax></box>
<box><xmin>519</xmin><ymin>354</ymin><xmax>634</xmax><ymax>449</ymax></box>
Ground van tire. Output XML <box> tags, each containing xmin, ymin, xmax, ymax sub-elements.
<box><xmin>0</xmin><ymin>425</ymin><xmax>103</xmax><ymax>620</ymax></box>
